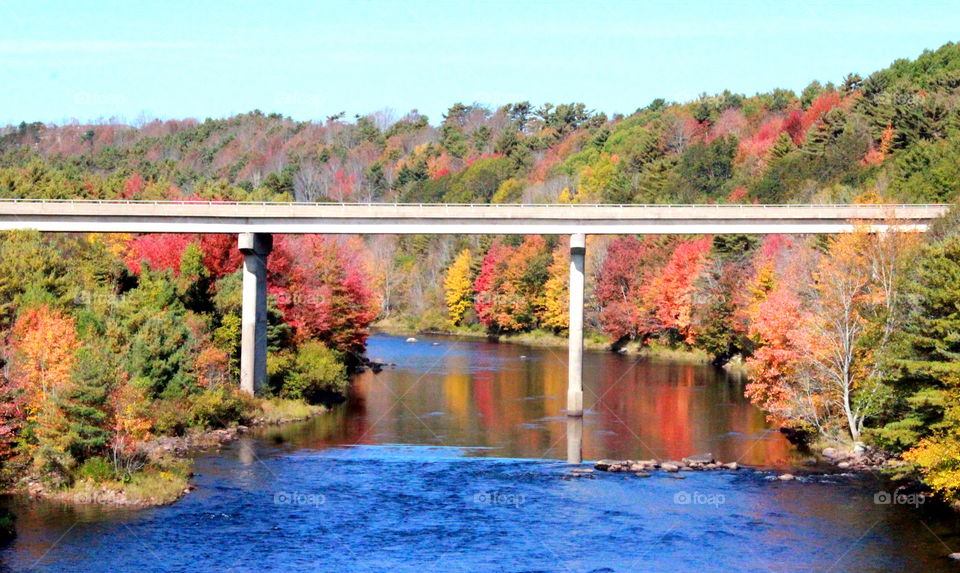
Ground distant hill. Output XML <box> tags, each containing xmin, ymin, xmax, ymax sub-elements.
<box><xmin>2</xmin><ymin>42</ymin><xmax>959</xmax><ymax>206</ymax></box>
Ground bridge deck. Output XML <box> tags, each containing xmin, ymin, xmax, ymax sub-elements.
<box><xmin>0</xmin><ymin>200</ymin><xmax>947</xmax><ymax>234</ymax></box>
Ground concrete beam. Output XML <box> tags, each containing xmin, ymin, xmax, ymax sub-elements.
<box><xmin>239</xmin><ymin>233</ymin><xmax>272</xmax><ymax>395</ymax></box>
<box><xmin>0</xmin><ymin>202</ymin><xmax>944</xmax><ymax>235</ymax></box>
<box><xmin>567</xmin><ymin>233</ymin><xmax>586</xmax><ymax>417</ymax></box>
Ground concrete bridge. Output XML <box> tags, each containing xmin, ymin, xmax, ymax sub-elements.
<box><xmin>0</xmin><ymin>199</ymin><xmax>948</xmax><ymax>455</ymax></box>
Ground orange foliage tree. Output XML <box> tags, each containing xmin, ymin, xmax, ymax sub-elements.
<box><xmin>8</xmin><ymin>305</ymin><xmax>81</xmax><ymax>412</ymax></box>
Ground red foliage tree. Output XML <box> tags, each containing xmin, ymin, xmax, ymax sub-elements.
<box><xmin>199</xmin><ymin>234</ymin><xmax>244</xmax><ymax>280</ymax></box>
<box><xmin>649</xmin><ymin>237</ymin><xmax>713</xmax><ymax>342</ymax></box>
<box><xmin>125</xmin><ymin>234</ymin><xmax>195</xmax><ymax>275</ymax></box>
<box><xmin>474</xmin><ymin>242</ymin><xmax>509</xmax><ymax>328</ymax></box>
<box><xmin>268</xmin><ymin>236</ymin><xmax>378</xmax><ymax>353</ymax></box>
<box><xmin>122</xmin><ymin>173</ymin><xmax>146</xmax><ymax>199</ymax></box>
<box><xmin>472</xmin><ymin>237</ymin><xmax>550</xmax><ymax>332</ymax></box>
<box><xmin>595</xmin><ymin>237</ymin><xmax>672</xmax><ymax>341</ymax></box>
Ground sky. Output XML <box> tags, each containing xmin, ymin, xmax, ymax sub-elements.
<box><xmin>2</xmin><ymin>0</ymin><xmax>959</xmax><ymax>126</ymax></box>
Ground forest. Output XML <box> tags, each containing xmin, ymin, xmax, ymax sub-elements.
<box><xmin>1</xmin><ymin>42</ymin><xmax>960</xmax><ymax>504</ymax></box>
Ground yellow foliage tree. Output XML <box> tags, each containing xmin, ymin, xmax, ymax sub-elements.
<box><xmin>492</xmin><ymin>178</ymin><xmax>525</xmax><ymax>203</ymax></box>
<box><xmin>444</xmin><ymin>249</ymin><xmax>474</xmax><ymax>325</ymax></box>
<box><xmin>577</xmin><ymin>153</ymin><xmax>619</xmax><ymax>201</ymax></box>
<box><xmin>539</xmin><ymin>246</ymin><xmax>569</xmax><ymax>331</ymax></box>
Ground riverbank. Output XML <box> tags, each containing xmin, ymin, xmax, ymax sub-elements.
<box><xmin>372</xmin><ymin>321</ymin><xmax>721</xmax><ymax>366</ymax></box>
<box><xmin>19</xmin><ymin>398</ymin><xmax>327</xmax><ymax>508</ymax></box>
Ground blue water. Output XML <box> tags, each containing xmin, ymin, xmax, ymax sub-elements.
<box><xmin>3</xmin><ymin>334</ymin><xmax>960</xmax><ymax>572</ymax></box>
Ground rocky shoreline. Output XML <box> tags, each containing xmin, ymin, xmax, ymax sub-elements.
<box><xmin>21</xmin><ymin>408</ymin><xmax>326</xmax><ymax>508</ymax></box>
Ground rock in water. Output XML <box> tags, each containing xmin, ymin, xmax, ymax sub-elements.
<box><xmin>683</xmin><ymin>453</ymin><xmax>715</xmax><ymax>465</ymax></box>
<box><xmin>949</xmin><ymin>553</ymin><xmax>960</xmax><ymax>561</ymax></box>
<box><xmin>661</xmin><ymin>463</ymin><xmax>680</xmax><ymax>473</ymax></box>
<box><xmin>634</xmin><ymin>472</ymin><xmax>651</xmax><ymax>478</ymax></box>
<box><xmin>723</xmin><ymin>462</ymin><xmax>739</xmax><ymax>471</ymax></box>
<box><xmin>405</xmin><ymin>337</ymin><xmax>417</xmax><ymax>343</ymax></box>
<box><xmin>777</xmin><ymin>473</ymin><xmax>795</xmax><ymax>481</ymax></box>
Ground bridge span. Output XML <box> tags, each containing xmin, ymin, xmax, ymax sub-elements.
<box><xmin>0</xmin><ymin>199</ymin><xmax>946</xmax><ymax>234</ymax></box>
<box><xmin>0</xmin><ymin>199</ymin><xmax>948</xmax><ymax>463</ymax></box>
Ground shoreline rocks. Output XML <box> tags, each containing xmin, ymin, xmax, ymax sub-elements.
<box><xmin>592</xmin><ymin>454</ymin><xmax>747</xmax><ymax>475</ymax></box>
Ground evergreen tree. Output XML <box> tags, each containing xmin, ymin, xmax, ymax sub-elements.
<box><xmin>58</xmin><ymin>344</ymin><xmax>113</xmax><ymax>462</ymax></box>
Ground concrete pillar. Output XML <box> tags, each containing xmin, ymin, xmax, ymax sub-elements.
<box><xmin>567</xmin><ymin>233</ymin><xmax>586</xmax><ymax>417</ymax></box>
<box><xmin>566</xmin><ymin>416</ymin><xmax>583</xmax><ymax>464</ymax></box>
<box><xmin>239</xmin><ymin>233</ymin><xmax>272</xmax><ymax>395</ymax></box>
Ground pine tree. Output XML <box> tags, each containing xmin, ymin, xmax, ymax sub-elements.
<box><xmin>58</xmin><ymin>345</ymin><xmax>113</xmax><ymax>462</ymax></box>
<box><xmin>769</xmin><ymin>131</ymin><xmax>796</xmax><ymax>159</ymax></box>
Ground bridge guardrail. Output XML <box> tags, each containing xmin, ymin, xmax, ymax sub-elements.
<box><xmin>0</xmin><ymin>198</ymin><xmax>949</xmax><ymax>209</ymax></box>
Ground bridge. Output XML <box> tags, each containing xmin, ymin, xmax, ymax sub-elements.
<box><xmin>0</xmin><ymin>199</ymin><xmax>948</xmax><ymax>460</ymax></box>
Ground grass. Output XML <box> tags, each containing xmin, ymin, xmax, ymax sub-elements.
<box><xmin>59</xmin><ymin>458</ymin><xmax>192</xmax><ymax>507</ymax></box>
<box><xmin>259</xmin><ymin>397</ymin><xmax>325</xmax><ymax>424</ymax></box>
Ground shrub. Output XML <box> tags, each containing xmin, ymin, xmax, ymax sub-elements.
<box><xmin>279</xmin><ymin>342</ymin><xmax>348</xmax><ymax>403</ymax></box>
<box><xmin>75</xmin><ymin>455</ymin><xmax>116</xmax><ymax>482</ymax></box>
<box><xmin>187</xmin><ymin>386</ymin><xmax>256</xmax><ymax>429</ymax></box>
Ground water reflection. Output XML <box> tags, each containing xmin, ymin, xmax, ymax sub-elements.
<box><xmin>267</xmin><ymin>334</ymin><xmax>794</xmax><ymax>467</ymax></box>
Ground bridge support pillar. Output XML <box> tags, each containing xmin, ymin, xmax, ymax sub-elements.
<box><xmin>567</xmin><ymin>233</ymin><xmax>586</xmax><ymax>417</ymax></box>
<box><xmin>566</xmin><ymin>416</ymin><xmax>583</xmax><ymax>464</ymax></box>
<box><xmin>239</xmin><ymin>233</ymin><xmax>273</xmax><ymax>395</ymax></box>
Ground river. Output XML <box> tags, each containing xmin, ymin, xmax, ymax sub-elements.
<box><xmin>2</xmin><ymin>333</ymin><xmax>959</xmax><ymax>572</ymax></box>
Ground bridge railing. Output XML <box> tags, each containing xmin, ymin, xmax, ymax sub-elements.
<box><xmin>0</xmin><ymin>198</ymin><xmax>949</xmax><ymax>209</ymax></box>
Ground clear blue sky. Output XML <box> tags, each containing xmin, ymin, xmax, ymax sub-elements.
<box><xmin>2</xmin><ymin>0</ymin><xmax>959</xmax><ymax>125</ymax></box>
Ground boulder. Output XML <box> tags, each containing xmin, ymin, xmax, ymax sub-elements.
<box><xmin>634</xmin><ymin>472</ymin><xmax>651</xmax><ymax>478</ymax></box>
<box><xmin>949</xmin><ymin>553</ymin><xmax>960</xmax><ymax>561</ymax></box>
<box><xmin>661</xmin><ymin>463</ymin><xmax>680</xmax><ymax>473</ymax></box>
<box><xmin>405</xmin><ymin>337</ymin><xmax>417</xmax><ymax>343</ymax></box>
<box><xmin>723</xmin><ymin>462</ymin><xmax>739</xmax><ymax>471</ymax></box>
<box><xmin>777</xmin><ymin>473</ymin><xmax>795</xmax><ymax>481</ymax></box>
<box><xmin>683</xmin><ymin>453</ymin><xmax>715</xmax><ymax>465</ymax></box>
<box><xmin>822</xmin><ymin>447</ymin><xmax>838</xmax><ymax>459</ymax></box>
<box><xmin>594</xmin><ymin>460</ymin><xmax>618</xmax><ymax>471</ymax></box>
<box><xmin>837</xmin><ymin>461</ymin><xmax>851</xmax><ymax>469</ymax></box>
<box><xmin>671</xmin><ymin>474</ymin><xmax>687</xmax><ymax>479</ymax></box>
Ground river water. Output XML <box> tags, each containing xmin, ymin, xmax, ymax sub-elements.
<box><xmin>3</xmin><ymin>334</ymin><xmax>960</xmax><ymax>572</ymax></box>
